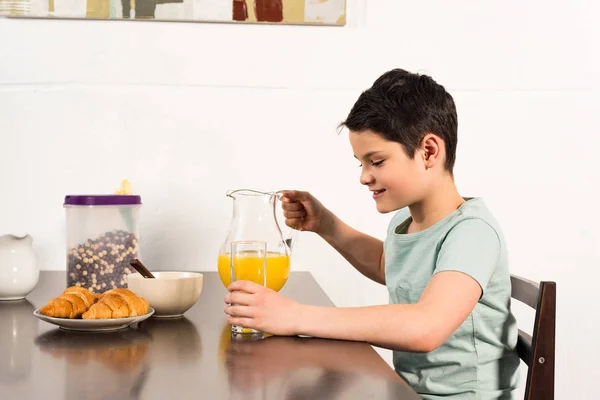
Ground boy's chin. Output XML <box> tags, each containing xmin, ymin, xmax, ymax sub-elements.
<box><xmin>375</xmin><ymin>201</ymin><xmax>395</xmax><ymax>214</ymax></box>
<box><xmin>375</xmin><ymin>198</ymin><xmax>406</xmax><ymax>214</ymax></box>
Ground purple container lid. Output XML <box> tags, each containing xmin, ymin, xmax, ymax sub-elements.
<box><xmin>64</xmin><ymin>195</ymin><xmax>142</xmax><ymax>206</ymax></box>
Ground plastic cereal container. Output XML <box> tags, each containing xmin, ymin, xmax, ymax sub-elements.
<box><xmin>64</xmin><ymin>195</ymin><xmax>142</xmax><ymax>293</ymax></box>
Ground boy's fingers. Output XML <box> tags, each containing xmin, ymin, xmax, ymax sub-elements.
<box><xmin>280</xmin><ymin>190</ymin><xmax>309</xmax><ymax>202</ymax></box>
<box><xmin>224</xmin><ymin>305</ymin><xmax>255</xmax><ymax>318</ymax></box>
<box><xmin>225</xmin><ymin>292</ymin><xmax>254</xmax><ymax>306</ymax></box>
<box><xmin>282</xmin><ymin>201</ymin><xmax>304</xmax><ymax>211</ymax></box>
<box><xmin>284</xmin><ymin>210</ymin><xmax>306</xmax><ymax>219</ymax></box>
<box><xmin>285</xmin><ymin>218</ymin><xmax>304</xmax><ymax>230</ymax></box>
<box><xmin>228</xmin><ymin>281</ymin><xmax>262</xmax><ymax>294</ymax></box>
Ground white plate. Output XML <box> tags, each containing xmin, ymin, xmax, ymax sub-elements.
<box><xmin>33</xmin><ymin>307</ymin><xmax>155</xmax><ymax>332</ymax></box>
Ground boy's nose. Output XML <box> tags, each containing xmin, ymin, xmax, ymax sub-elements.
<box><xmin>360</xmin><ymin>170</ymin><xmax>374</xmax><ymax>186</ymax></box>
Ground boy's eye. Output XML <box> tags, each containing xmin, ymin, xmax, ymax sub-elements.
<box><xmin>358</xmin><ymin>160</ymin><xmax>384</xmax><ymax>168</ymax></box>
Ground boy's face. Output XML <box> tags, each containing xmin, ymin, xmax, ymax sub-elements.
<box><xmin>349</xmin><ymin>130</ymin><xmax>428</xmax><ymax>213</ymax></box>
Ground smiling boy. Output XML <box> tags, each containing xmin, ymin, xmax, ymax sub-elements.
<box><xmin>225</xmin><ymin>68</ymin><xmax>520</xmax><ymax>399</ymax></box>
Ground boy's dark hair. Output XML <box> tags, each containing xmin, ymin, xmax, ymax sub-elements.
<box><xmin>340</xmin><ymin>68</ymin><xmax>458</xmax><ymax>173</ymax></box>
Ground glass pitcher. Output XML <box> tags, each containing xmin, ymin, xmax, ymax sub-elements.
<box><xmin>217</xmin><ymin>189</ymin><xmax>298</xmax><ymax>292</ymax></box>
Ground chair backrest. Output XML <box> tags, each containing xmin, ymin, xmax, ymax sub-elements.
<box><xmin>510</xmin><ymin>275</ymin><xmax>556</xmax><ymax>400</ymax></box>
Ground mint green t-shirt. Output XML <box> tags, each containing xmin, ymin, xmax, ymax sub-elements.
<box><xmin>384</xmin><ymin>198</ymin><xmax>520</xmax><ymax>399</ymax></box>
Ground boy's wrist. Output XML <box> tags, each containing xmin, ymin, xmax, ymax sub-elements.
<box><xmin>294</xmin><ymin>304</ymin><xmax>319</xmax><ymax>337</ymax></box>
<box><xmin>316</xmin><ymin>211</ymin><xmax>339</xmax><ymax>241</ymax></box>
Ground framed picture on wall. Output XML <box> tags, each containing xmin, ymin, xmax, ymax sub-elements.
<box><xmin>0</xmin><ymin>0</ymin><xmax>347</xmax><ymax>25</ymax></box>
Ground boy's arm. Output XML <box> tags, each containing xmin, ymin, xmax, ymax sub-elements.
<box><xmin>297</xmin><ymin>270</ymin><xmax>482</xmax><ymax>352</ymax></box>
<box><xmin>226</xmin><ymin>218</ymin><xmax>497</xmax><ymax>352</ymax></box>
<box><xmin>316</xmin><ymin>219</ymin><xmax>497</xmax><ymax>352</ymax></box>
<box><xmin>226</xmin><ymin>270</ymin><xmax>482</xmax><ymax>353</ymax></box>
<box><xmin>319</xmin><ymin>213</ymin><xmax>386</xmax><ymax>285</ymax></box>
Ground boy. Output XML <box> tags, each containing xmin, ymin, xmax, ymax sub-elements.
<box><xmin>224</xmin><ymin>69</ymin><xmax>521</xmax><ymax>399</ymax></box>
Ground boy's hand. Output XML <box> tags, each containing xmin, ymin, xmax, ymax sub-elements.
<box><xmin>279</xmin><ymin>190</ymin><xmax>333</xmax><ymax>236</ymax></box>
<box><xmin>224</xmin><ymin>281</ymin><xmax>305</xmax><ymax>336</ymax></box>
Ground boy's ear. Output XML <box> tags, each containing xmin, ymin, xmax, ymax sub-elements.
<box><xmin>420</xmin><ymin>133</ymin><xmax>444</xmax><ymax>170</ymax></box>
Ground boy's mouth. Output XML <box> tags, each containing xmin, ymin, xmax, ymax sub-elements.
<box><xmin>372</xmin><ymin>189</ymin><xmax>386</xmax><ymax>199</ymax></box>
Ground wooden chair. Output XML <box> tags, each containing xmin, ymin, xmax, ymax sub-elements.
<box><xmin>510</xmin><ymin>275</ymin><xmax>556</xmax><ymax>400</ymax></box>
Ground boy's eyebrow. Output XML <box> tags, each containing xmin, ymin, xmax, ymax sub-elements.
<box><xmin>354</xmin><ymin>151</ymin><xmax>384</xmax><ymax>160</ymax></box>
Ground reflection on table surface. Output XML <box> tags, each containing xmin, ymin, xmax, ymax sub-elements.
<box><xmin>0</xmin><ymin>299</ymin><xmax>37</xmax><ymax>385</ymax></box>
<box><xmin>35</xmin><ymin>328</ymin><xmax>152</xmax><ymax>400</ymax></box>
<box><xmin>30</xmin><ymin>316</ymin><xmax>203</xmax><ymax>400</ymax></box>
<box><xmin>221</xmin><ymin>324</ymin><xmax>420</xmax><ymax>400</ymax></box>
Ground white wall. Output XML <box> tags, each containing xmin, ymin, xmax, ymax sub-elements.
<box><xmin>1</xmin><ymin>1</ymin><xmax>599</xmax><ymax>398</ymax></box>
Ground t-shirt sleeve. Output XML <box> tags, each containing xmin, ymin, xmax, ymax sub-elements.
<box><xmin>434</xmin><ymin>218</ymin><xmax>501</xmax><ymax>294</ymax></box>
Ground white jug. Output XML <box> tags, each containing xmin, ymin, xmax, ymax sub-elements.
<box><xmin>0</xmin><ymin>234</ymin><xmax>39</xmax><ymax>300</ymax></box>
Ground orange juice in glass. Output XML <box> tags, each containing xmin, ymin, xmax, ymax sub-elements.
<box><xmin>228</xmin><ymin>241</ymin><xmax>268</xmax><ymax>335</ymax></box>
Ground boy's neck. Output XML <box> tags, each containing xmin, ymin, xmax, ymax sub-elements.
<box><xmin>407</xmin><ymin>176</ymin><xmax>465</xmax><ymax>234</ymax></box>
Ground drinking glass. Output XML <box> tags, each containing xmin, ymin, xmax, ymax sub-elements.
<box><xmin>230</xmin><ymin>240</ymin><xmax>266</xmax><ymax>336</ymax></box>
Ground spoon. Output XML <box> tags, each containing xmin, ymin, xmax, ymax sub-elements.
<box><xmin>130</xmin><ymin>259</ymin><xmax>156</xmax><ymax>279</ymax></box>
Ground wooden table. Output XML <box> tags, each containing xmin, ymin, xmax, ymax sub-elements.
<box><xmin>0</xmin><ymin>271</ymin><xmax>421</xmax><ymax>399</ymax></box>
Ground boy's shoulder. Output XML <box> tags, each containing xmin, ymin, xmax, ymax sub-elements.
<box><xmin>455</xmin><ymin>197</ymin><xmax>503</xmax><ymax>235</ymax></box>
<box><xmin>385</xmin><ymin>197</ymin><xmax>503</xmax><ymax>239</ymax></box>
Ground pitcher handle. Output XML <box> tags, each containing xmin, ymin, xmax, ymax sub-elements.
<box><xmin>227</xmin><ymin>188</ymin><xmax>272</xmax><ymax>199</ymax></box>
<box><xmin>273</xmin><ymin>191</ymin><xmax>300</xmax><ymax>254</ymax></box>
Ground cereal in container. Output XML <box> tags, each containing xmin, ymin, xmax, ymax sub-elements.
<box><xmin>64</xmin><ymin>181</ymin><xmax>142</xmax><ymax>293</ymax></box>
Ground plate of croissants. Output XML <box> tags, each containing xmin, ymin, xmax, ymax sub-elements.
<box><xmin>34</xmin><ymin>286</ymin><xmax>154</xmax><ymax>332</ymax></box>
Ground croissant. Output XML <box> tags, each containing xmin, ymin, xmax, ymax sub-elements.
<box><xmin>40</xmin><ymin>286</ymin><xmax>97</xmax><ymax>319</ymax></box>
<box><xmin>82</xmin><ymin>288</ymin><xmax>149</xmax><ymax>320</ymax></box>
<box><xmin>101</xmin><ymin>288</ymin><xmax>149</xmax><ymax>317</ymax></box>
<box><xmin>65</xmin><ymin>286</ymin><xmax>97</xmax><ymax>307</ymax></box>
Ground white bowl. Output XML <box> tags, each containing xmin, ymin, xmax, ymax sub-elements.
<box><xmin>126</xmin><ymin>271</ymin><xmax>203</xmax><ymax>318</ymax></box>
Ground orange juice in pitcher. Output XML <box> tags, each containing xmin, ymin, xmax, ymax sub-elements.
<box><xmin>217</xmin><ymin>189</ymin><xmax>298</xmax><ymax>292</ymax></box>
<box><xmin>218</xmin><ymin>251</ymin><xmax>290</xmax><ymax>292</ymax></box>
